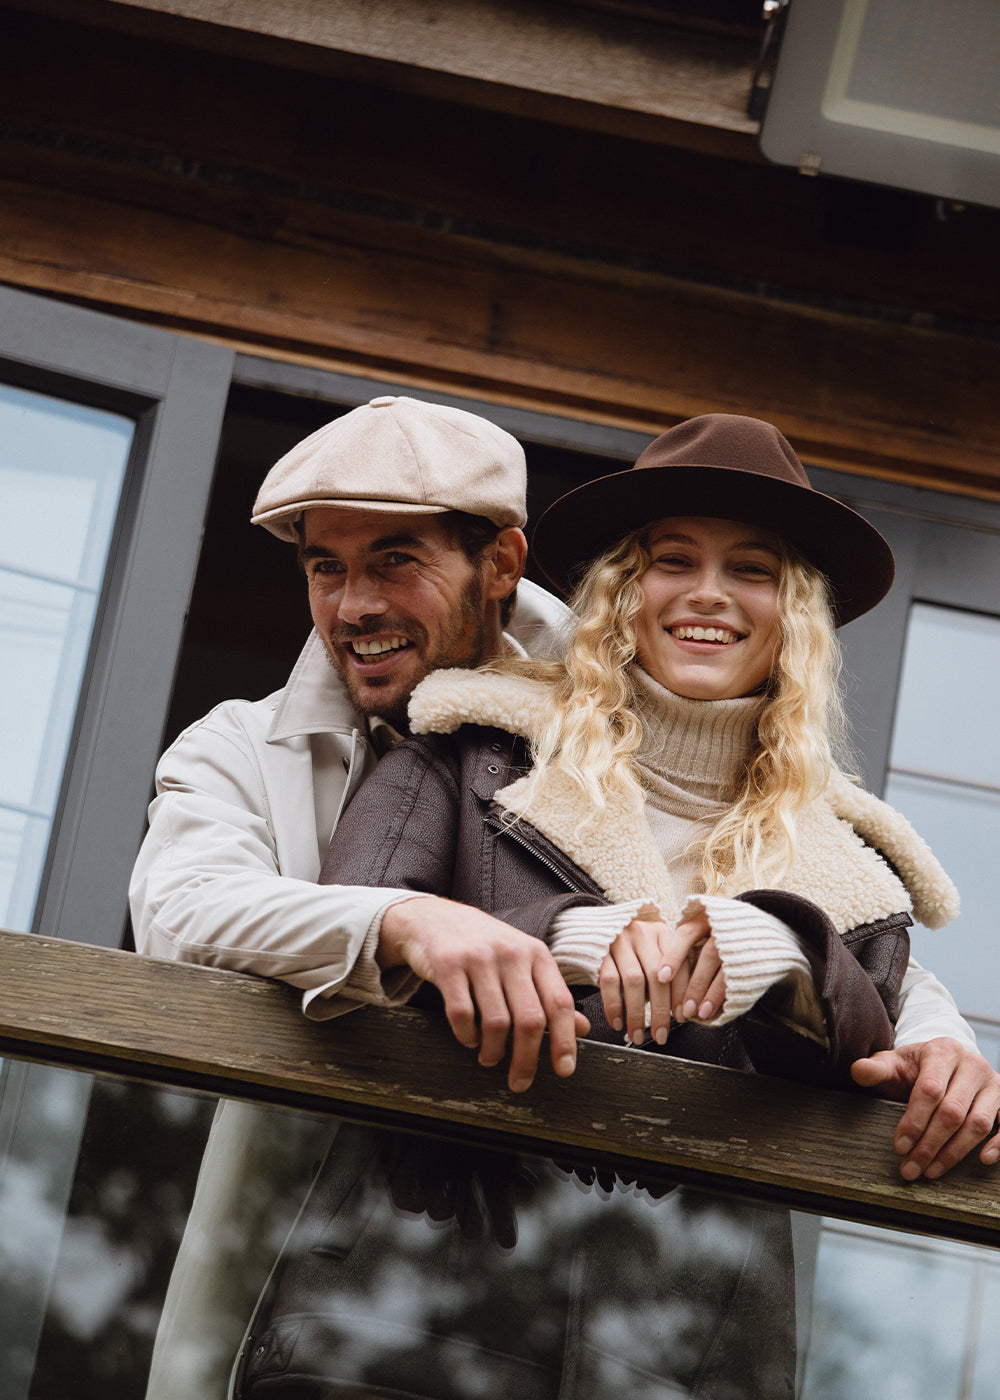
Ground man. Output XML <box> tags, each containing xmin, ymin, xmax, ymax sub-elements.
<box><xmin>132</xmin><ymin>394</ymin><xmax>585</xmax><ymax>1093</ymax></box>
<box><xmin>134</xmin><ymin>395</ymin><xmax>998</xmax><ymax>1396</ymax></box>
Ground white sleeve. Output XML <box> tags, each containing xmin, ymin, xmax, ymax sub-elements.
<box><xmin>129</xmin><ymin>712</ymin><xmax>423</xmax><ymax>1021</ymax></box>
<box><xmin>547</xmin><ymin>898</ymin><xmax>662</xmax><ymax>984</ymax></box>
<box><xmin>684</xmin><ymin>895</ymin><xmax>828</xmax><ymax>1044</ymax></box>
<box><xmin>893</xmin><ymin>957</ymin><xmax>978</xmax><ymax>1050</ymax></box>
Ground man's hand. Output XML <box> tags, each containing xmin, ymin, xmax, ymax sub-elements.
<box><xmin>378</xmin><ymin>896</ymin><xmax>589</xmax><ymax>1093</ymax></box>
<box><xmin>598</xmin><ymin>911</ymin><xmax>727</xmax><ymax>1046</ymax></box>
<box><xmin>851</xmin><ymin>1037</ymin><xmax>1000</xmax><ymax>1180</ymax></box>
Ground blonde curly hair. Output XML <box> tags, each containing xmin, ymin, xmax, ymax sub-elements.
<box><xmin>492</xmin><ymin>525</ymin><xmax>848</xmax><ymax>890</ymax></box>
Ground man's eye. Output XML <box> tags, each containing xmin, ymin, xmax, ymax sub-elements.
<box><xmin>311</xmin><ymin>559</ymin><xmax>343</xmax><ymax>575</ymax></box>
<box><xmin>382</xmin><ymin>552</ymin><xmax>417</xmax><ymax>566</ymax></box>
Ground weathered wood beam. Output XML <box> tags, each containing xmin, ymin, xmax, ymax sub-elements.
<box><xmin>1</xmin><ymin>928</ymin><xmax>998</xmax><ymax>1244</ymax></box>
<box><xmin>1</xmin><ymin>168</ymin><xmax>998</xmax><ymax>499</ymax></box>
<box><xmin>12</xmin><ymin>0</ymin><xmax>761</xmax><ymax>152</ymax></box>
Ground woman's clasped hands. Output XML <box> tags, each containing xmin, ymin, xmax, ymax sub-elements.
<box><xmin>599</xmin><ymin>902</ymin><xmax>726</xmax><ymax>1047</ymax></box>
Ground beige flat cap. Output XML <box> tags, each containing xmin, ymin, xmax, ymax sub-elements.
<box><xmin>252</xmin><ymin>395</ymin><xmax>527</xmax><ymax>541</ymax></box>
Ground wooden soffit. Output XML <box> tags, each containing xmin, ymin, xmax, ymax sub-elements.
<box><xmin>13</xmin><ymin>0</ymin><xmax>764</xmax><ymax>155</ymax></box>
<box><xmin>3</xmin><ymin>0</ymin><xmax>1000</xmax><ymax>496</ymax></box>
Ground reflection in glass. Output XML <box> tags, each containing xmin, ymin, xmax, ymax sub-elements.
<box><xmin>800</xmin><ymin>1219</ymin><xmax>998</xmax><ymax>1400</ymax></box>
<box><xmin>0</xmin><ymin>1062</ymin><xmax>996</xmax><ymax>1399</ymax></box>
<box><xmin>235</xmin><ymin>1129</ymin><xmax>796</xmax><ymax>1399</ymax></box>
<box><xmin>0</xmin><ymin>383</ymin><xmax>133</xmax><ymax>930</ymax></box>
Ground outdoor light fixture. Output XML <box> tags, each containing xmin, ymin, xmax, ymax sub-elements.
<box><xmin>759</xmin><ymin>0</ymin><xmax>1000</xmax><ymax>209</ymax></box>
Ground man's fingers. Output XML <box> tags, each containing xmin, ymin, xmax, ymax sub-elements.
<box><xmin>437</xmin><ymin>970</ymin><xmax>482</xmax><ymax>1051</ymax></box>
<box><xmin>900</xmin><ymin>1070</ymin><xmax>1000</xmax><ymax>1181</ymax></box>
<box><xmin>866</xmin><ymin>1039</ymin><xmax>1000</xmax><ymax>1181</ymax></box>
<box><xmin>534</xmin><ymin>960</ymin><xmax>584</xmax><ymax>1083</ymax></box>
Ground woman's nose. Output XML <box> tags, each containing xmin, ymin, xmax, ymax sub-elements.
<box><xmin>686</xmin><ymin>566</ymin><xmax>729</xmax><ymax>606</ymax></box>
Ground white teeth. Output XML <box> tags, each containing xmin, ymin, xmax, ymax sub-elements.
<box><xmin>351</xmin><ymin>637</ymin><xmax>409</xmax><ymax>656</ymax></box>
<box><xmin>670</xmin><ymin>625</ymin><xmax>738</xmax><ymax>644</ymax></box>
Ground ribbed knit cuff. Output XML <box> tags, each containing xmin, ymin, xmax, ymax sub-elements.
<box><xmin>683</xmin><ymin>894</ymin><xmax>827</xmax><ymax>1044</ymax></box>
<box><xmin>328</xmin><ymin>891</ymin><xmax>433</xmax><ymax>1009</ymax></box>
<box><xmin>548</xmin><ymin>898</ymin><xmax>662</xmax><ymax>985</ymax></box>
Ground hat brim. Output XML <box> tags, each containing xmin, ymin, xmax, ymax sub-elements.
<box><xmin>252</xmin><ymin>497</ymin><xmax>449</xmax><ymax>543</ymax></box>
<box><xmin>531</xmin><ymin>463</ymin><xmax>894</xmax><ymax>626</ymax></box>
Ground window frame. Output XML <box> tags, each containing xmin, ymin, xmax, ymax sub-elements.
<box><xmin>0</xmin><ymin>285</ymin><xmax>235</xmax><ymax>947</ymax></box>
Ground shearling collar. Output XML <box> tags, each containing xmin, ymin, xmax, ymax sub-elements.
<box><xmin>409</xmin><ymin>667</ymin><xmax>959</xmax><ymax>934</ymax></box>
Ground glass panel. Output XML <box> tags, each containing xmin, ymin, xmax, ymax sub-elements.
<box><xmin>1</xmin><ymin>1060</ymin><xmax>997</xmax><ymax>1399</ymax></box>
<box><xmin>799</xmin><ymin>1218</ymin><xmax>993</xmax><ymax>1399</ymax></box>
<box><xmin>883</xmin><ymin>602</ymin><xmax>1000</xmax><ymax>1023</ymax></box>
<box><xmin>0</xmin><ymin>384</ymin><xmax>133</xmax><ymax>931</ymax></box>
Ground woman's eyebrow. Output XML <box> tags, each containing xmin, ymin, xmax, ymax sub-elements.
<box><xmin>648</xmin><ymin>531</ymin><xmax>779</xmax><ymax>555</ymax></box>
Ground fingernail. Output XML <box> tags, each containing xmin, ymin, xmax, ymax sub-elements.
<box><xmin>698</xmin><ymin>1000</ymin><xmax>714</xmax><ymax>1019</ymax></box>
<box><xmin>924</xmin><ymin>1162</ymin><xmax>944</xmax><ymax>1180</ymax></box>
<box><xmin>557</xmin><ymin>1054</ymin><xmax>575</xmax><ymax>1077</ymax></box>
<box><xmin>683</xmin><ymin>1000</ymin><xmax>697</xmax><ymax>1020</ymax></box>
<box><xmin>631</xmin><ymin>1029</ymin><xmax>645</xmax><ymax>1046</ymax></box>
<box><xmin>982</xmin><ymin>1146</ymin><xmax>1000</xmax><ymax>1165</ymax></box>
<box><xmin>896</xmin><ymin>1136</ymin><xmax>914</xmax><ymax>1156</ymax></box>
<box><xmin>510</xmin><ymin>1076</ymin><xmax>532</xmax><ymax>1093</ymax></box>
<box><xmin>657</xmin><ymin>965</ymin><xmax>673</xmax><ymax>984</ymax></box>
<box><xmin>654</xmin><ymin>1026</ymin><xmax>668</xmax><ymax>1045</ymax></box>
<box><xmin>900</xmin><ymin>1160</ymin><xmax>921</xmax><ymax>1181</ymax></box>
<box><xmin>611</xmin><ymin>1016</ymin><xmax>623</xmax><ymax>1031</ymax></box>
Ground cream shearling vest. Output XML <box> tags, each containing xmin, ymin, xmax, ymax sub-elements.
<box><xmin>408</xmin><ymin>668</ymin><xmax>959</xmax><ymax>935</ymax></box>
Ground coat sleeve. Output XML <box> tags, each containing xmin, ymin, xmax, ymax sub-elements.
<box><xmin>318</xmin><ymin>735</ymin><xmax>605</xmax><ymax>939</ymax></box>
<box><xmin>129</xmin><ymin>705</ymin><xmax>412</xmax><ymax>1016</ymax></box>
<box><xmin>732</xmin><ymin>889</ymin><xmax>906</xmax><ymax>1085</ymax></box>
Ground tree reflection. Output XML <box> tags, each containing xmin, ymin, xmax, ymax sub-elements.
<box><xmin>239</xmin><ymin>1128</ymin><xmax>797</xmax><ymax>1399</ymax></box>
<box><xmin>25</xmin><ymin>1078</ymin><xmax>324</xmax><ymax>1400</ymax></box>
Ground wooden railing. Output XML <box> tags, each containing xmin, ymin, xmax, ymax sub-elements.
<box><xmin>1</xmin><ymin>927</ymin><xmax>997</xmax><ymax>1246</ymax></box>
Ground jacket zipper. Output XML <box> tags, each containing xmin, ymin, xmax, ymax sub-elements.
<box><xmin>484</xmin><ymin>811</ymin><xmax>596</xmax><ymax>896</ymax></box>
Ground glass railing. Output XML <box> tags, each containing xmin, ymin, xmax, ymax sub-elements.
<box><xmin>1</xmin><ymin>927</ymin><xmax>997</xmax><ymax>1400</ymax></box>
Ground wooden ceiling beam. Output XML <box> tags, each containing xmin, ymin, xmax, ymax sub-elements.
<box><xmin>7</xmin><ymin>0</ymin><xmax>763</xmax><ymax>155</ymax></box>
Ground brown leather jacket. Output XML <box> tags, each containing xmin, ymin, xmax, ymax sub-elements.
<box><xmin>321</xmin><ymin>723</ymin><xmax>910</xmax><ymax>1088</ymax></box>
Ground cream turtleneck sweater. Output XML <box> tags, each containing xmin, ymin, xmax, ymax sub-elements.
<box><xmin>548</xmin><ymin>667</ymin><xmax>826</xmax><ymax>1044</ymax></box>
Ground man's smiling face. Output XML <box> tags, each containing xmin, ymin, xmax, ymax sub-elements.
<box><xmin>302</xmin><ymin>507</ymin><xmax>492</xmax><ymax>727</ymax></box>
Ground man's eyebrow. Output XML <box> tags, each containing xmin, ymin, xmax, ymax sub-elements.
<box><xmin>299</xmin><ymin>533</ymin><xmax>427</xmax><ymax>561</ymax></box>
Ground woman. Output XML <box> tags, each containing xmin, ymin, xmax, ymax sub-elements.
<box><xmin>319</xmin><ymin>412</ymin><xmax>957</xmax><ymax>1080</ymax></box>
<box><xmin>238</xmin><ymin>415</ymin><xmax>959</xmax><ymax>1400</ymax></box>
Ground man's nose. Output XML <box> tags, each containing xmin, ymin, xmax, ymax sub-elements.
<box><xmin>336</xmin><ymin>570</ymin><xmax>390</xmax><ymax>624</ymax></box>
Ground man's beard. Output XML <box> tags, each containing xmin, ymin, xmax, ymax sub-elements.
<box><xmin>322</xmin><ymin>572</ymin><xmax>489</xmax><ymax>729</ymax></box>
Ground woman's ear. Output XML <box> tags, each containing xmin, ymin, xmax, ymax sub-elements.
<box><xmin>486</xmin><ymin>527</ymin><xmax>528</xmax><ymax>602</ymax></box>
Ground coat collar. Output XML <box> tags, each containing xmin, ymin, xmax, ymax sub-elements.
<box><xmin>409</xmin><ymin>668</ymin><xmax>959</xmax><ymax>934</ymax></box>
<box><xmin>266</xmin><ymin>579</ymin><xmax>574</xmax><ymax>745</ymax></box>
<box><xmin>266</xmin><ymin>630</ymin><xmax>365</xmax><ymax>742</ymax></box>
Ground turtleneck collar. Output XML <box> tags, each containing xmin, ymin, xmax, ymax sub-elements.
<box><xmin>632</xmin><ymin>664</ymin><xmax>766</xmax><ymax>812</ymax></box>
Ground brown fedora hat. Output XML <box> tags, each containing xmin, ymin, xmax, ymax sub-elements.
<box><xmin>531</xmin><ymin>414</ymin><xmax>894</xmax><ymax>625</ymax></box>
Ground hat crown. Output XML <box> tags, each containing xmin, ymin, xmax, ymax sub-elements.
<box><xmin>530</xmin><ymin>412</ymin><xmax>895</xmax><ymax>625</ymax></box>
<box><xmin>251</xmin><ymin>395</ymin><xmax>527</xmax><ymax>541</ymax></box>
<box><xmin>634</xmin><ymin>414</ymin><xmax>809</xmax><ymax>489</ymax></box>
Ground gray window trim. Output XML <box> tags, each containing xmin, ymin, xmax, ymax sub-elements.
<box><xmin>0</xmin><ymin>286</ymin><xmax>235</xmax><ymax>947</ymax></box>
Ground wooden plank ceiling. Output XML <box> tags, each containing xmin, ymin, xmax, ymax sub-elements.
<box><xmin>2</xmin><ymin>0</ymin><xmax>1000</xmax><ymax>494</ymax></box>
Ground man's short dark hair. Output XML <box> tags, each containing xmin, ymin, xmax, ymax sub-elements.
<box><xmin>439</xmin><ymin>511</ymin><xmax>518</xmax><ymax>627</ymax></box>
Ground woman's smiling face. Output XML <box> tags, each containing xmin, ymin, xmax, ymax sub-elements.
<box><xmin>635</xmin><ymin>516</ymin><xmax>783</xmax><ymax>700</ymax></box>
